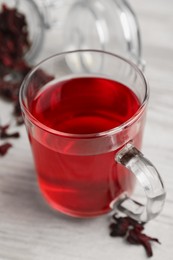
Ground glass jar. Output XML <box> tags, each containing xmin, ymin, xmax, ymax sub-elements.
<box><xmin>0</xmin><ymin>0</ymin><xmax>143</xmax><ymax>66</ymax></box>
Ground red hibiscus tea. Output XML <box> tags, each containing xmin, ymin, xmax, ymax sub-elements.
<box><xmin>25</xmin><ymin>76</ymin><xmax>143</xmax><ymax>216</ymax></box>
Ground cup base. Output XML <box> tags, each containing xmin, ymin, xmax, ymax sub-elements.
<box><xmin>41</xmin><ymin>189</ymin><xmax>111</xmax><ymax>218</ymax></box>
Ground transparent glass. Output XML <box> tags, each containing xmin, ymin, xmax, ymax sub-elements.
<box><xmin>20</xmin><ymin>50</ymin><xmax>165</xmax><ymax>221</ymax></box>
<box><xmin>0</xmin><ymin>0</ymin><xmax>143</xmax><ymax>66</ymax></box>
<box><xmin>64</xmin><ymin>0</ymin><xmax>143</xmax><ymax>66</ymax></box>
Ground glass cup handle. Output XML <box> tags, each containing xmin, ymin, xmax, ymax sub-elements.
<box><xmin>111</xmin><ymin>143</ymin><xmax>166</xmax><ymax>222</ymax></box>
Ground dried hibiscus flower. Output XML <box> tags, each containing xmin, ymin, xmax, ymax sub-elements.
<box><xmin>0</xmin><ymin>123</ymin><xmax>20</xmax><ymax>156</ymax></box>
<box><xmin>109</xmin><ymin>214</ymin><xmax>160</xmax><ymax>258</ymax></box>
<box><xmin>0</xmin><ymin>3</ymin><xmax>32</xmax><ymax>124</ymax></box>
<box><xmin>0</xmin><ymin>4</ymin><xmax>31</xmax><ymax>68</ymax></box>
<box><xmin>0</xmin><ymin>124</ymin><xmax>20</xmax><ymax>139</ymax></box>
<box><xmin>0</xmin><ymin>143</ymin><xmax>12</xmax><ymax>156</ymax></box>
<box><xmin>126</xmin><ymin>227</ymin><xmax>160</xmax><ymax>257</ymax></box>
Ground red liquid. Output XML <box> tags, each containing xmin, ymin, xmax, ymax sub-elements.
<box><xmin>29</xmin><ymin>77</ymin><xmax>141</xmax><ymax>216</ymax></box>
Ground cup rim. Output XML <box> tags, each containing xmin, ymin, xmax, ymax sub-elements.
<box><xmin>19</xmin><ymin>49</ymin><xmax>149</xmax><ymax>138</ymax></box>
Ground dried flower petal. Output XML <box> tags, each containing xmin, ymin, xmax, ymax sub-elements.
<box><xmin>110</xmin><ymin>216</ymin><xmax>130</xmax><ymax>237</ymax></box>
<box><xmin>0</xmin><ymin>124</ymin><xmax>20</xmax><ymax>139</ymax></box>
<box><xmin>109</xmin><ymin>213</ymin><xmax>160</xmax><ymax>258</ymax></box>
<box><xmin>0</xmin><ymin>143</ymin><xmax>12</xmax><ymax>156</ymax></box>
<box><xmin>126</xmin><ymin>228</ymin><xmax>160</xmax><ymax>257</ymax></box>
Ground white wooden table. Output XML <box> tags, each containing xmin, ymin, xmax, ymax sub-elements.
<box><xmin>1</xmin><ymin>0</ymin><xmax>173</xmax><ymax>259</ymax></box>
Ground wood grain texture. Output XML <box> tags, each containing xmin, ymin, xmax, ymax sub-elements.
<box><xmin>1</xmin><ymin>0</ymin><xmax>173</xmax><ymax>259</ymax></box>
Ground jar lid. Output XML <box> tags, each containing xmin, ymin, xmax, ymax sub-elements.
<box><xmin>63</xmin><ymin>0</ymin><xmax>143</xmax><ymax>67</ymax></box>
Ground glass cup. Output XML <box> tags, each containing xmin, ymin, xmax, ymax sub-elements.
<box><xmin>20</xmin><ymin>50</ymin><xmax>165</xmax><ymax>221</ymax></box>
